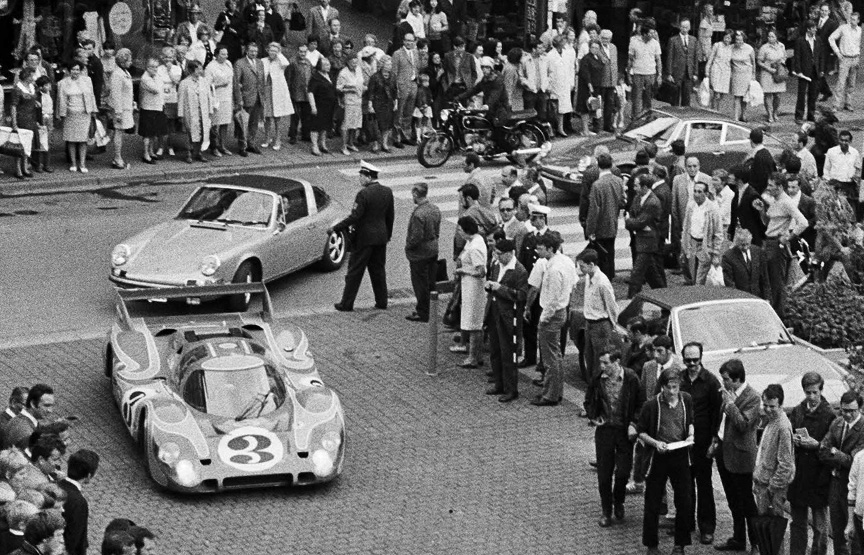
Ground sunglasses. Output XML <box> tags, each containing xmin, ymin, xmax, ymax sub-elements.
<box><xmin>683</xmin><ymin>357</ymin><xmax>700</xmax><ymax>364</ymax></box>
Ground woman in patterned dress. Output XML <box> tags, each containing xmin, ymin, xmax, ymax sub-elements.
<box><xmin>757</xmin><ymin>29</ymin><xmax>787</xmax><ymax>123</ymax></box>
<box><xmin>706</xmin><ymin>30</ymin><xmax>734</xmax><ymax>110</ymax></box>
<box><xmin>729</xmin><ymin>30</ymin><xmax>756</xmax><ymax>122</ymax></box>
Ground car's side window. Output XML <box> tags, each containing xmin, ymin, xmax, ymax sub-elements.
<box><xmin>686</xmin><ymin>122</ymin><xmax>723</xmax><ymax>148</ymax></box>
<box><xmin>280</xmin><ymin>184</ymin><xmax>309</xmax><ymax>223</ymax></box>
<box><xmin>313</xmin><ymin>187</ymin><xmax>331</xmax><ymax>211</ymax></box>
<box><xmin>723</xmin><ymin>124</ymin><xmax>751</xmax><ymax>144</ymax></box>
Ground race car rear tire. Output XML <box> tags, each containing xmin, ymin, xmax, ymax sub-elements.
<box><xmin>104</xmin><ymin>344</ymin><xmax>114</xmax><ymax>377</ymax></box>
<box><xmin>227</xmin><ymin>260</ymin><xmax>259</xmax><ymax>312</ymax></box>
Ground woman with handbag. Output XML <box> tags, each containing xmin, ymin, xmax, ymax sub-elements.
<box><xmin>10</xmin><ymin>67</ymin><xmax>40</xmax><ymax>179</ymax></box>
<box><xmin>575</xmin><ymin>40</ymin><xmax>605</xmax><ymax>136</ymax></box>
<box><xmin>58</xmin><ymin>60</ymin><xmax>98</xmax><ymax>173</ymax></box>
<box><xmin>367</xmin><ymin>56</ymin><xmax>396</xmax><ymax>152</ymax></box>
<box><xmin>307</xmin><ymin>57</ymin><xmax>338</xmax><ymax>156</ymax></box>
<box><xmin>757</xmin><ymin>29</ymin><xmax>787</xmax><ymax>123</ymax></box>
<box><xmin>729</xmin><ymin>29</ymin><xmax>756</xmax><ymax>122</ymax></box>
<box><xmin>453</xmin><ymin>215</ymin><xmax>487</xmax><ymax>368</ymax></box>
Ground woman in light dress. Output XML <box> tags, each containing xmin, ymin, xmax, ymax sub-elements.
<box><xmin>261</xmin><ymin>42</ymin><xmax>293</xmax><ymax>150</ymax></box>
<box><xmin>502</xmin><ymin>48</ymin><xmax>524</xmax><ymax>112</ymax></box>
<box><xmin>336</xmin><ymin>54</ymin><xmax>365</xmax><ymax>155</ymax></box>
<box><xmin>547</xmin><ymin>35</ymin><xmax>574</xmax><ymax>137</ymax></box>
<box><xmin>58</xmin><ymin>61</ymin><xmax>97</xmax><ymax>172</ymax></box>
<box><xmin>204</xmin><ymin>45</ymin><xmax>234</xmax><ymax>157</ymax></box>
<box><xmin>109</xmin><ymin>48</ymin><xmax>135</xmax><ymax>169</ymax></box>
<box><xmin>757</xmin><ymin>29</ymin><xmax>787</xmax><ymax>122</ymax></box>
<box><xmin>729</xmin><ymin>29</ymin><xmax>756</xmax><ymax>122</ymax></box>
<box><xmin>697</xmin><ymin>3</ymin><xmax>716</xmax><ymax>78</ymax></box>
<box><xmin>706</xmin><ymin>29</ymin><xmax>734</xmax><ymax>110</ymax></box>
<box><xmin>454</xmin><ymin>215</ymin><xmax>487</xmax><ymax>368</ymax></box>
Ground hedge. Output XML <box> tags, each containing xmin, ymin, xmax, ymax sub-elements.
<box><xmin>783</xmin><ymin>281</ymin><xmax>864</xmax><ymax>349</ymax></box>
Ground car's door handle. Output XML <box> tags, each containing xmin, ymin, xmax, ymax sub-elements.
<box><xmin>306</xmin><ymin>224</ymin><xmax>316</xmax><ymax>230</ymax></box>
<box><xmin>712</xmin><ymin>151</ymin><xmax>725</xmax><ymax>156</ymax></box>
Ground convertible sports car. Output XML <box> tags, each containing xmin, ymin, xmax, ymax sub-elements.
<box><xmin>109</xmin><ymin>175</ymin><xmax>347</xmax><ymax>310</ymax></box>
<box><xmin>104</xmin><ymin>283</ymin><xmax>345</xmax><ymax>492</ymax></box>
<box><xmin>618</xmin><ymin>287</ymin><xmax>848</xmax><ymax>407</ymax></box>
<box><xmin>540</xmin><ymin>107</ymin><xmax>789</xmax><ymax>196</ymax></box>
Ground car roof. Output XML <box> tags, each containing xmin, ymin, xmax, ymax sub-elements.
<box><xmin>651</xmin><ymin>105</ymin><xmax>725</xmax><ymax>121</ymax></box>
<box><xmin>635</xmin><ymin>286</ymin><xmax>759</xmax><ymax>309</ymax></box>
<box><xmin>203</xmin><ymin>174</ymin><xmax>308</xmax><ymax>195</ymax></box>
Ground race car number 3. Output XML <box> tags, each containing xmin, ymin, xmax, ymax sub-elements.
<box><xmin>217</xmin><ymin>427</ymin><xmax>285</xmax><ymax>472</ymax></box>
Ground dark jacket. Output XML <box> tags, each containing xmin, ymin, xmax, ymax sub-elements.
<box><xmin>579</xmin><ymin>165</ymin><xmax>622</xmax><ymax>228</ymax></box>
<box><xmin>625</xmin><ymin>190</ymin><xmax>662</xmax><ymax>254</ymax></box>
<box><xmin>60</xmin><ymin>479</ymin><xmax>89</xmax><ymax>555</ymax></box>
<box><xmin>749</xmin><ymin>147</ymin><xmax>776</xmax><ymax>195</ymax></box>
<box><xmin>731</xmin><ymin>184</ymin><xmax>767</xmax><ymax>245</ymax></box>
<box><xmin>457</xmin><ymin>72</ymin><xmax>510</xmax><ymax>125</ymax></box>
<box><xmin>265</xmin><ymin>10</ymin><xmax>286</xmax><ymax>44</ymax></box>
<box><xmin>442</xmin><ymin>49</ymin><xmax>475</xmax><ymax>91</ymax></box>
<box><xmin>333</xmin><ymin>182</ymin><xmax>395</xmax><ymax>248</ymax></box>
<box><xmin>651</xmin><ymin>181</ymin><xmax>672</xmax><ymax>242</ymax></box>
<box><xmin>788</xmin><ymin>397</ymin><xmax>835</xmax><ymax>508</ymax></box>
<box><xmin>679</xmin><ymin>367</ymin><xmax>723</xmax><ymax>453</ymax></box>
<box><xmin>584</xmin><ymin>367</ymin><xmax>645</xmax><ymax>427</ymax></box>
<box><xmin>637</xmin><ymin>391</ymin><xmax>695</xmax><ymax>467</ymax></box>
<box><xmin>719</xmin><ymin>384</ymin><xmax>761</xmax><ymax>474</ymax></box>
<box><xmin>665</xmin><ymin>33</ymin><xmax>699</xmax><ymax>82</ymax></box>
<box><xmin>0</xmin><ymin>530</ymin><xmax>24</xmax><ymax>555</ymax></box>
<box><xmin>405</xmin><ymin>199</ymin><xmax>441</xmax><ymax>261</ymax></box>
<box><xmin>6</xmin><ymin>542</ymin><xmax>39</xmax><ymax>555</ymax></box>
<box><xmin>586</xmin><ymin>172</ymin><xmax>625</xmax><ymax>240</ymax></box>
<box><xmin>796</xmin><ymin>192</ymin><xmax>817</xmax><ymax>250</ymax></box>
<box><xmin>286</xmin><ymin>57</ymin><xmax>312</xmax><ymax>101</ymax></box>
<box><xmin>722</xmin><ymin>245</ymin><xmax>771</xmax><ymax>300</ymax></box>
<box><xmin>819</xmin><ymin>415</ymin><xmax>864</xmax><ymax>480</ymax></box>
<box><xmin>484</xmin><ymin>260</ymin><xmax>528</xmax><ymax>331</ymax></box>
<box><xmin>792</xmin><ymin>34</ymin><xmax>825</xmax><ymax>78</ymax></box>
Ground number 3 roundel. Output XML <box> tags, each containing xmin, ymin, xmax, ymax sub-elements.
<box><xmin>217</xmin><ymin>427</ymin><xmax>285</xmax><ymax>472</ymax></box>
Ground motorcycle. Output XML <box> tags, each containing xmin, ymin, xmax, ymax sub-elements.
<box><xmin>416</xmin><ymin>102</ymin><xmax>553</xmax><ymax>168</ymax></box>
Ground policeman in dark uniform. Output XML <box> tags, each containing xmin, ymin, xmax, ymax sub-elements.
<box><xmin>517</xmin><ymin>204</ymin><xmax>551</xmax><ymax>371</ymax></box>
<box><xmin>329</xmin><ymin>161</ymin><xmax>395</xmax><ymax>312</ymax></box>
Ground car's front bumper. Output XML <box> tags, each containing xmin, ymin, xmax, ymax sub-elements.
<box><xmin>109</xmin><ymin>269</ymin><xmax>223</xmax><ymax>289</ymax></box>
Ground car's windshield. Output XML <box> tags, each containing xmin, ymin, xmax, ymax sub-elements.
<box><xmin>183</xmin><ymin>357</ymin><xmax>287</xmax><ymax>419</ymax></box>
<box><xmin>676</xmin><ymin>301</ymin><xmax>791</xmax><ymax>353</ymax></box>
<box><xmin>624</xmin><ymin>113</ymin><xmax>678</xmax><ymax>143</ymax></box>
<box><xmin>177</xmin><ymin>187</ymin><xmax>273</xmax><ymax>227</ymax></box>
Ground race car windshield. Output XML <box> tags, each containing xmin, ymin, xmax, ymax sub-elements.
<box><xmin>177</xmin><ymin>187</ymin><xmax>273</xmax><ymax>227</ymax></box>
<box><xmin>676</xmin><ymin>301</ymin><xmax>792</xmax><ymax>353</ymax></box>
<box><xmin>183</xmin><ymin>363</ymin><xmax>287</xmax><ymax>419</ymax></box>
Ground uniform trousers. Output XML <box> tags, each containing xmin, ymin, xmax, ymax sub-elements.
<box><xmin>487</xmin><ymin>302</ymin><xmax>519</xmax><ymax>395</ymax></box>
<box><xmin>339</xmin><ymin>245</ymin><xmax>389</xmax><ymax>309</ymax></box>
<box><xmin>595</xmin><ymin>425</ymin><xmax>633</xmax><ymax>518</ymax></box>
<box><xmin>644</xmin><ymin>449</ymin><xmax>693</xmax><ymax>548</ymax></box>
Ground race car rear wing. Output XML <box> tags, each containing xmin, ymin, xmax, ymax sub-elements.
<box><xmin>115</xmin><ymin>282</ymin><xmax>274</xmax><ymax>324</ymax></box>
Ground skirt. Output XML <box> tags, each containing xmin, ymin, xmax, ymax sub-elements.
<box><xmin>342</xmin><ymin>102</ymin><xmax>362</xmax><ymax>130</ymax></box>
<box><xmin>63</xmin><ymin>111</ymin><xmax>91</xmax><ymax>143</ymax></box>
<box><xmin>115</xmin><ymin>110</ymin><xmax>135</xmax><ymax>131</ymax></box>
<box><xmin>310</xmin><ymin>99</ymin><xmax>336</xmax><ymax>132</ymax></box>
<box><xmin>138</xmin><ymin>109</ymin><xmax>169</xmax><ymax>137</ymax></box>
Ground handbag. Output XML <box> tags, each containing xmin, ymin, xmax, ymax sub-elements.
<box><xmin>0</xmin><ymin>129</ymin><xmax>26</xmax><ymax>157</ymax></box>
<box><xmin>772</xmin><ymin>62</ymin><xmax>788</xmax><ymax>83</ymax></box>
<box><xmin>442</xmin><ymin>280</ymin><xmax>461</xmax><ymax>329</ymax></box>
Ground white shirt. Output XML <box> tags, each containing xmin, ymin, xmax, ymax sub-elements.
<box><xmin>824</xmin><ymin>145</ymin><xmax>861</xmax><ymax>182</ymax></box>
<box><xmin>306</xmin><ymin>49</ymin><xmax>322</xmax><ymax>67</ymax></box>
<box><xmin>538</xmin><ymin>252</ymin><xmax>577</xmax><ymax>319</ymax></box>
<box><xmin>65</xmin><ymin>477</ymin><xmax>83</xmax><ymax>491</ymax></box>
<box><xmin>4</xmin><ymin>408</ymin><xmax>14</xmax><ymax>419</ymax></box>
<box><xmin>19</xmin><ymin>408</ymin><xmax>37</xmax><ymax>427</ymax></box>
<box><xmin>797</xmin><ymin>147</ymin><xmax>819</xmax><ymax>179</ymax></box>
<box><xmin>830</xmin><ymin>23</ymin><xmax>862</xmax><ymax>57</ymax></box>
<box><xmin>689</xmin><ymin>200</ymin><xmax>708</xmax><ymax>239</ymax></box>
<box><xmin>404</xmin><ymin>12</ymin><xmax>425</xmax><ymax>39</ymax></box>
<box><xmin>715</xmin><ymin>185</ymin><xmax>735</xmax><ymax>227</ymax></box>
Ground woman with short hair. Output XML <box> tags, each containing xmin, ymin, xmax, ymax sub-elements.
<box><xmin>138</xmin><ymin>57</ymin><xmax>168</xmax><ymax>164</ymax></box>
<box><xmin>454</xmin><ymin>215</ymin><xmax>487</xmax><ymax>368</ymax></box>
<box><xmin>367</xmin><ymin>56</ymin><xmax>396</xmax><ymax>152</ymax></box>
<box><xmin>757</xmin><ymin>29</ymin><xmax>787</xmax><ymax>123</ymax></box>
<box><xmin>261</xmin><ymin>42</ymin><xmax>292</xmax><ymax>150</ymax></box>
<box><xmin>729</xmin><ymin>29</ymin><xmax>756</xmax><ymax>122</ymax></box>
<box><xmin>58</xmin><ymin>60</ymin><xmax>97</xmax><ymax>172</ymax></box>
<box><xmin>307</xmin><ymin>57</ymin><xmax>338</xmax><ymax>155</ymax></box>
<box><xmin>109</xmin><ymin>48</ymin><xmax>135</xmax><ymax>169</ymax></box>
<box><xmin>204</xmin><ymin>45</ymin><xmax>234</xmax><ymax>156</ymax></box>
<box><xmin>706</xmin><ymin>29</ymin><xmax>734</xmax><ymax>110</ymax></box>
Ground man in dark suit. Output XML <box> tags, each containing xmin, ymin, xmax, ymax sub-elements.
<box><xmin>820</xmin><ymin>390</ymin><xmax>864</xmax><ymax>555</ymax></box>
<box><xmin>0</xmin><ymin>387</ymin><xmax>28</xmax><ymax>448</ymax></box>
<box><xmin>405</xmin><ymin>182</ymin><xmax>441</xmax><ymax>323</ymax></box>
<box><xmin>578</xmin><ymin>146</ymin><xmax>621</xmax><ymax>230</ymax></box>
<box><xmin>232</xmin><ymin>42</ymin><xmax>266</xmax><ymax>155</ymax></box>
<box><xmin>714</xmin><ymin>360</ymin><xmax>761</xmax><ymax>553</ymax></box>
<box><xmin>330</xmin><ymin>161</ymin><xmax>395</xmax><ymax>312</ymax></box>
<box><xmin>2</xmin><ymin>384</ymin><xmax>54</xmax><ymax>451</ymax></box>
<box><xmin>792</xmin><ymin>20</ymin><xmax>825</xmax><ymax>123</ymax></box>
<box><xmin>442</xmin><ymin>36</ymin><xmax>475</xmax><ymax>100</ymax></box>
<box><xmin>586</xmin><ymin>153</ymin><xmax>625</xmax><ymax>279</ymax></box>
<box><xmin>748</xmin><ymin>128</ymin><xmax>776</xmax><ymax>194</ymax></box>
<box><xmin>625</xmin><ymin>174</ymin><xmax>665</xmax><ymax>298</ymax></box>
<box><xmin>650</xmin><ymin>165</ymin><xmax>672</xmax><ymax>283</ymax></box>
<box><xmin>729</xmin><ymin>165</ymin><xmax>767</xmax><ymax>245</ymax></box>
<box><xmin>786</xmin><ymin>173</ymin><xmax>818</xmax><ymax>254</ymax></box>
<box><xmin>598</xmin><ymin>30</ymin><xmax>619</xmax><ymax>132</ymax></box>
<box><xmin>12</xmin><ymin>511</ymin><xmax>66</xmax><ymax>555</ymax></box>
<box><xmin>664</xmin><ymin>18</ymin><xmax>699</xmax><ymax>107</ymax></box>
<box><xmin>308</xmin><ymin>0</ymin><xmax>339</xmax><ymax>43</ymax></box>
<box><xmin>484</xmin><ymin>238</ymin><xmax>528</xmax><ymax>403</ymax></box>
<box><xmin>722</xmin><ymin>229</ymin><xmax>771</xmax><ymax>300</ymax></box>
<box><xmin>60</xmin><ymin>449</ymin><xmax>100</xmax><ymax>555</ymax></box>
<box><xmin>816</xmin><ymin>2</ymin><xmax>839</xmax><ymax>100</ymax></box>
<box><xmin>262</xmin><ymin>0</ymin><xmax>285</xmax><ymax>44</ymax></box>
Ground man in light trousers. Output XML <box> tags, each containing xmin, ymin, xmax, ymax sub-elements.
<box><xmin>829</xmin><ymin>12</ymin><xmax>862</xmax><ymax>112</ymax></box>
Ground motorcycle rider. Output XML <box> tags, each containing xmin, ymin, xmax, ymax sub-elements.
<box><xmin>455</xmin><ymin>56</ymin><xmax>511</xmax><ymax>149</ymax></box>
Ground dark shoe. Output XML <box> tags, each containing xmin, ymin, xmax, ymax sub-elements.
<box><xmin>247</xmin><ymin>146</ymin><xmax>262</xmax><ymax>154</ymax></box>
<box><xmin>498</xmin><ymin>392</ymin><xmax>518</xmax><ymax>403</ymax></box>
<box><xmin>142</xmin><ymin>157</ymin><xmax>156</xmax><ymax>164</ymax></box>
<box><xmin>700</xmin><ymin>533</ymin><xmax>714</xmax><ymax>545</ymax></box>
<box><xmin>320</xmin><ymin>146</ymin><xmax>330</xmax><ymax>154</ymax></box>
<box><xmin>517</xmin><ymin>358</ymin><xmax>536</xmax><ymax>368</ymax></box>
<box><xmin>531</xmin><ymin>378</ymin><xmax>544</xmax><ymax>386</ymax></box>
<box><xmin>43</xmin><ymin>165</ymin><xmax>53</xmax><ymax>173</ymax></box>
<box><xmin>614</xmin><ymin>504</ymin><xmax>625</xmax><ymax>520</ymax></box>
<box><xmin>288</xmin><ymin>137</ymin><xmax>297</xmax><ymax>145</ymax></box>
<box><xmin>392</xmin><ymin>141</ymin><xmax>404</xmax><ymax>149</ymax></box>
<box><xmin>485</xmin><ymin>387</ymin><xmax>504</xmax><ymax>395</ymax></box>
<box><xmin>714</xmin><ymin>538</ymin><xmax>745</xmax><ymax>551</ymax></box>
<box><xmin>598</xmin><ymin>516</ymin><xmax>612</xmax><ymax>528</ymax></box>
<box><xmin>588</xmin><ymin>460</ymin><xmax>597</xmax><ymax>468</ymax></box>
<box><xmin>671</xmin><ymin>547</ymin><xmax>685</xmax><ymax>555</ymax></box>
<box><xmin>404</xmin><ymin>138</ymin><xmax>417</xmax><ymax>146</ymax></box>
<box><xmin>794</xmin><ymin>118</ymin><xmax>804</xmax><ymax>125</ymax></box>
<box><xmin>530</xmin><ymin>397</ymin><xmax>559</xmax><ymax>407</ymax></box>
<box><xmin>22</xmin><ymin>169</ymin><xmax>33</xmax><ymax>177</ymax></box>
<box><xmin>185</xmin><ymin>156</ymin><xmax>193</xmax><ymax>164</ymax></box>
<box><xmin>238</xmin><ymin>149</ymin><xmax>248</xmax><ymax>157</ymax></box>
<box><xmin>195</xmin><ymin>154</ymin><xmax>210</xmax><ymax>163</ymax></box>
<box><xmin>485</xmin><ymin>370</ymin><xmax>493</xmax><ymax>377</ymax></box>
<box><xmin>405</xmin><ymin>313</ymin><xmax>428</xmax><ymax>322</ymax></box>
<box><xmin>333</xmin><ymin>303</ymin><xmax>353</xmax><ymax>312</ymax></box>
<box><xmin>374</xmin><ymin>303</ymin><xmax>387</xmax><ymax>310</ymax></box>
<box><xmin>33</xmin><ymin>164</ymin><xmax>43</xmax><ymax>173</ymax></box>
<box><xmin>487</xmin><ymin>377</ymin><xmax>496</xmax><ymax>383</ymax></box>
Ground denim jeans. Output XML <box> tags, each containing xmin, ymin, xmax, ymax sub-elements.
<box><xmin>537</xmin><ymin>308</ymin><xmax>567</xmax><ymax>402</ymax></box>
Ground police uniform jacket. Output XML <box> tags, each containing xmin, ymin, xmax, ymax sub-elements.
<box><xmin>334</xmin><ymin>181</ymin><xmax>395</xmax><ymax>248</ymax></box>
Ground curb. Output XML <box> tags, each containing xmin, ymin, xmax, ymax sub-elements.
<box><xmin>0</xmin><ymin>149</ymin><xmax>419</xmax><ymax>196</ymax></box>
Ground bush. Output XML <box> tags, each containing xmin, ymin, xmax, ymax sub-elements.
<box><xmin>783</xmin><ymin>281</ymin><xmax>864</xmax><ymax>349</ymax></box>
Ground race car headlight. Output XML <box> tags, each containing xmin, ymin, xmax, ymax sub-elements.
<box><xmin>576</xmin><ymin>155</ymin><xmax>592</xmax><ymax>172</ymax></box>
<box><xmin>321</xmin><ymin>431</ymin><xmax>341</xmax><ymax>452</ymax></box>
<box><xmin>173</xmin><ymin>459</ymin><xmax>201</xmax><ymax>488</ymax></box>
<box><xmin>199</xmin><ymin>255</ymin><xmax>221</xmax><ymax>276</ymax></box>
<box><xmin>157</xmin><ymin>442</ymin><xmax>181</xmax><ymax>465</ymax></box>
<box><xmin>311</xmin><ymin>449</ymin><xmax>334</xmax><ymax>478</ymax></box>
<box><xmin>111</xmin><ymin>244</ymin><xmax>131</xmax><ymax>267</ymax></box>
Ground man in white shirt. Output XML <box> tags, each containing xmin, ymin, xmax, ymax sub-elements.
<box><xmin>829</xmin><ymin>11</ymin><xmax>862</xmax><ymax>111</ymax></box>
<box><xmin>521</xmin><ymin>39</ymin><xmax>550</xmax><ymax>120</ymax></box>
<box><xmin>404</xmin><ymin>0</ymin><xmax>425</xmax><ymax>39</ymax></box>
<box><xmin>627</xmin><ymin>22</ymin><xmax>662</xmax><ymax>118</ymax></box>
<box><xmin>823</xmin><ymin>129</ymin><xmax>862</xmax><ymax>214</ymax></box>
<box><xmin>529</xmin><ymin>231</ymin><xmax>577</xmax><ymax>407</ymax></box>
<box><xmin>682</xmin><ymin>182</ymin><xmax>725</xmax><ymax>285</ymax></box>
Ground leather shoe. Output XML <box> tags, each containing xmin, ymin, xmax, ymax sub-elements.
<box><xmin>598</xmin><ymin>516</ymin><xmax>612</xmax><ymax>528</ymax></box>
<box><xmin>531</xmin><ymin>378</ymin><xmax>544</xmax><ymax>386</ymax></box>
<box><xmin>485</xmin><ymin>387</ymin><xmax>504</xmax><ymax>395</ymax></box>
<box><xmin>374</xmin><ymin>303</ymin><xmax>387</xmax><ymax>310</ymax></box>
<box><xmin>405</xmin><ymin>313</ymin><xmax>428</xmax><ymax>322</ymax></box>
<box><xmin>517</xmin><ymin>359</ymin><xmax>536</xmax><ymax>368</ymax></box>
<box><xmin>333</xmin><ymin>303</ymin><xmax>353</xmax><ymax>312</ymax></box>
<box><xmin>530</xmin><ymin>397</ymin><xmax>559</xmax><ymax>407</ymax></box>
<box><xmin>714</xmin><ymin>538</ymin><xmax>745</xmax><ymax>551</ymax></box>
<box><xmin>614</xmin><ymin>504</ymin><xmax>624</xmax><ymax>520</ymax></box>
<box><xmin>498</xmin><ymin>392</ymin><xmax>518</xmax><ymax>403</ymax></box>
<box><xmin>238</xmin><ymin>149</ymin><xmax>248</xmax><ymax>157</ymax></box>
<box><xmin>700</xmin><ymin>533</ymin><xmax>714</xmax><ymax>545</ymax></box>
<box><xmin>485</xmin><ymin>370</ymin><xmax>493</xmax><ymax>377</ymax></box>
<box><xmin>247</xmin><ymin>146</ymin><xmax>262</xmax><ymax>154</ymax></box>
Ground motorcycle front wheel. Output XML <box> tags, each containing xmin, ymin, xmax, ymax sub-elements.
<box><xmin>417</xmin><ymin>132</ymin><xmax>454</xmax><ymax>168</ymax></box>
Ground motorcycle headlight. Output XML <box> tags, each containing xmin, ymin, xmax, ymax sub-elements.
<box><xmin>199</xmin><ymin>255</ymin><xmax>221</xmax><ymax>276</ymax></box>
<box><xmin>439</xmin><ymin>108</ymin><xmax>450</xmax><ymax>122</ymax></box>
<box><xmin>158</xmin><ymin>442</ymin><xmax>181</xmax><ymax>465</ymax></box>
<box><xmin>576</xmin><ymin>155</ymin><xmax>592</xmax><ymax>172</ymax></box>
<box><xmin>174</xmin><ymin>459</ymin><xmax>201</xmax><ymax>488</ymax></box>
<box><xmin>111</xmin><ymin>244</ymin><xmax>131</xmax><ymax>267</ymax></box>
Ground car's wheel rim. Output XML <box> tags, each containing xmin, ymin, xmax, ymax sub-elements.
<box><xmin>243</xmin><ymin>271</ymin><xmax>252</xmax><ymax>305</ymax></box>
<box><xmin>329</xmin><ymin>232</ymin><xmax>345</xmax><ymax>263</ymax></box>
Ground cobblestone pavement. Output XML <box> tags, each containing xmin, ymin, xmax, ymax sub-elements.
<box><xmin>0</xmin><ymin>300</ymin><xmax>754</xmax><ymax>555</ymax></box>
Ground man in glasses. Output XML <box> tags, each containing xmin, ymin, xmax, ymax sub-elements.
<box><xmin>820</xmin><ymin>390</ymin><xmax>864</xmax><ymax>555</ymax></box>
<box><xmin>678</xmin><ymin>342</ymin><xmax>723</xmax><ymax>546</ymax></box>
<box><xmin>497</xmin><ymin>197</ymin><xmax>528</xmax><ymax>255</ymax></box>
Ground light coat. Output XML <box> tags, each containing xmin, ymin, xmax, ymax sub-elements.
<box><xmin>262</xmin><ymin>53</ymin><xmax>293</xmax><ymax>117</ymax></box>
<box><xmin>681</xmin><ymin>200</ymin><xmax>725</xmax><ymax>259</ymax></box>
<box><xmin>545</xmin><ymin>48</ymin><xmax>573</xmax><ymax>113</ymax></box>
<box><xmin>138</xmin><ymin>71</ymin><xmax>164</xmax><ymax>111</ymax></box>
<box><xmin>586</xmin><ymin>172</ymin><xmax>625</xmax><ymax>240</ymax></box>
<box><xmin>178</xmin><ymin>75</ymin><xmax>216</xmax><ymax>143</ymax></box>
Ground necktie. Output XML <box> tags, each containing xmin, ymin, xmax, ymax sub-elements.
<box><xmin>683</xmin><ymin>36</ymin><xmax>688</xmax><ymax>51</ymax></box>
<box><xmin>744</xmin><ymin>250</ymin><xmax>750</xmax><ymax>266</ymax></box>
